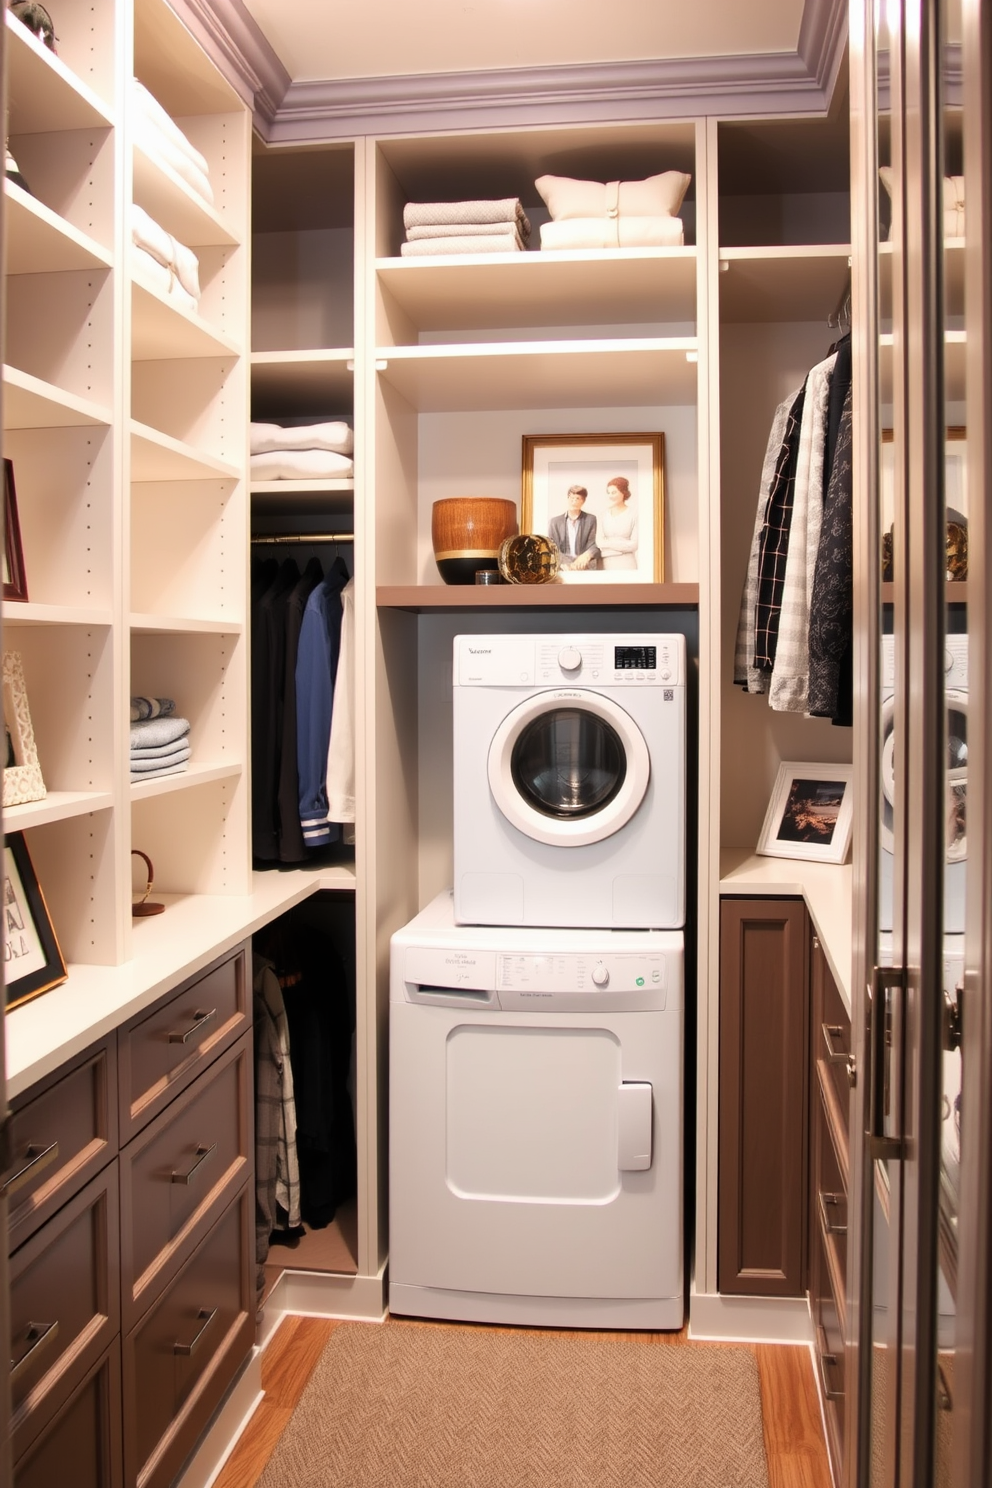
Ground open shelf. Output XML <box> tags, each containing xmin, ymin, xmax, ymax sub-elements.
<box><xmin>129</xmin><ymin>761</ymin><xmax>242</xmax><ymax>800</ymax></box>
<box><xmin>129</xmin><ymin>612</ymin><xmax>244</xmax><ymax>635</ymax></box>
<box><xmin>5</xmin><ymin>12</ymin><xmax>114</xmax><ymax>133</ymax></box>
<box><xmin>378</xmin><ymin>582</ymin><xmax>699</xmax><ymax>611</ymax></box>
<box><xmin>4</xmin><ymin>181</ymin><xmax>113</xmax><ymax>274</ymax></box>
<box><xmin>131</xmin><ymin>277</ymin><xmax>242</xmax><ymax>361</ymax></box>
<box><xmin>719</xmin><ymin>245</ymin><xmax>852</xmax><ymax>323</ymax></box>
<box><xmin>2</xmin><ymin>601</ymin><xmax>114</xmax><ymax>627</ymax></box>
<box><xmin>250</xmin><ymin>350</ymin><xmax>354</xmax><ymax>415</ymax></box>
<box><xmin>133</xmin><ymin>143</ymin><xmax>239</xmax><ymax>249</ymax></box>
<box><xmin>3</xmin><ymin>364</ymin><xmax>112</xmax><ymax>429</ymax></box>
<box><xmin>130</xmin><ymin>420</ymin><xmax>241</xmax><ymax>481</ymax></box>
<box><xmin>3</xmin><ymin>790</ymin><xmax>116</xmax><ymax>831</ymax></box>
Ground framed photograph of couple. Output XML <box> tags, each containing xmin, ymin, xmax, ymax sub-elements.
<box><xmin>521</xmin><ymin>433</ymin><xmax>665</xmax><ymax>583</ymax></box>
<box><xmin>757</xmin><ymin>762</ymin><xmax>854</xmax><ymax>865</ymax></box>
<box><xmin>4</xmin><ymin>830</ymin><xmax>67</xmax><ymax>1010</ymax></box>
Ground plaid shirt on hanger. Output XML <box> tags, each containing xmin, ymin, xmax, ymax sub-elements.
<box><xmin>753</xmin><ymin>379</ymin><xmax>808</xmax><ymax>672</ymax></box>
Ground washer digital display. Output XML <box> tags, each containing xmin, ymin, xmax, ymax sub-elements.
<box><xmin>614</xmin><ymin>646</ymin><xmax>656</xmax><ymax>670</ymax></box>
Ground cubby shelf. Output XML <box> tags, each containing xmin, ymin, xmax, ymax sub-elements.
<box><xmin>2</xmin><ymin>602</ymin><xmax>114</xmax><ymax>627</ymax></box>
<box><xmin>129</xmin><ymin>612</ymin><xmax>243</xmax><ymax>634</ymax></box>
<box><xmin>4</xmin><ymin>182</ymin><xmax>113</xmax><ymax>274</ymax></box>
<box><xmin>3</xmin><ymin>364</ymin><xmax>113</xmax><ymax>429</ymax></box>
<box><xmin>130</xmin><ymin>419</ymin><xmax>240</xmax><ymax>481</ymax></box>
<box><xmin>129</xmin><ymin>761</ymin><xmax>242</xmax><ymax>800</ymax></box>
<box><xmin>3</xmin><ymin>790</ymin><xmax>116</xmax><ymax>831</ymax></box>
<box><xmin>131</xmin><ymin>277</ymin><xmax>242</xmax><ymax>360</ymax></box>
<box><xmin>718</xmin><ymin>245</ymin><xmax>852</xmax><ymax>323</ymax></box>
<box><xmin>5</xmin><ymin>12</ymin><xmax>114</xmax><ymax>132</ymax></box>
<box><xmin>133</xmin><ymin>143</ymin><xmax>239</xmax><ymax>249</ymax></box>
<box><xmin>377</xmin><ymin>582</ymin><xmax>700</xmax><ymax>611</ymax></box>
<box><xmin>250</xmin><ymin>350</ymin><xmax>355</xmax><ymax>411</ymax></box>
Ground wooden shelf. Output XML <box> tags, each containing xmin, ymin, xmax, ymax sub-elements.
<box><xmin>130</xmin><ymin>420</ymin><xmax>241</xmax><ymax>481</ymax></box>
<box><xmin>719</xmin><ymin>245</ymin><xmax>851</xmax><ymax>323</ymax></box>
<box><xmin>375</xmin><ymin>248</ymin><xmax>697</xmax><ymax>334</ymax></box>
<box><xmin>129</xmin><ymin>761</ymin><xmax>242</xmax><ymax>799</ymax></box>
<box><xmin>377</xmin><ymin>582</ymin><xmax>699</xmax><ymax>611</ymax></box>
<box><xmin>3</xmin><ymin>364</ymin><xmax>112</xmax><ymax>429</ymax></box>
<box><xmin>2</xmin><ymin>600</ymin><xmax>113</xmax><ymax>626</ymax></box>
<box><xmin>131</xmin><ymin>277</ymin><xmax>242</xmax><ymax>361</ymax></box>
<box><xmin>374</xmin><ymin>339</ymin><xmax>698</xmax><ymax>412</ymax></box>
<box><xmin>129</xmin><ymin>612</ymin><xmax>243</xmax><ymax>635</ymax></box>
<box><xmin>5</xmin><ymin>12</ymin><xmax>114</xmax><ymax>133</ymax></box>
<box><xmin>250</xmin><ymin>350</ymin><xmax>354</xmax><ymax>415</ymax></box>
<box><xmin>133</xmin><ymin>143</ymin><xmax>239</xmax><ymax>249</ymax></box>
<box><xmin>3</xmin><ymin>789</ymin><xmax>115</xmax><ymax>831</ymax></box>
<box><xmin>4</xmin><ymin>181</ymin><xmax>112</xmax><ymax>274</ymax></box>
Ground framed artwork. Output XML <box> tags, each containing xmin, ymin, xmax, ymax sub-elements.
<box><xmin>3</xmin><ymin>650</ymin><xmax>47</xmax><ymax>807</ymax></box>
<box><xmin>3</xmin><ymin>458</ymin><xmax>28</xmax><ymax>602</ymax></box>
<box><xmin>521</xmin><ymin>433</ymin><xmax>665</xmax><ymax>583</ymax></box>
<box><xmin>757</xmin><ymin>762</ymin><xmax>854</xmax><ymax>864</ymax></box>
<box><xmin>4</xmin><ymin>830</ymin><xmax>67</xmax><ymax>1010</ymax></box>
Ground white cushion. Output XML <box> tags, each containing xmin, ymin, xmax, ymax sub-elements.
<box><xmin>534</xmin><ymin>170</ymin><xmax>691</xmax><ymax>221</ymax></box>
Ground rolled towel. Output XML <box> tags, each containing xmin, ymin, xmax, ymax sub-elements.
<box><xmin>250</xmin><ymin>450</ymin><xmax>354</xmax><ymax>481</ymax></box>
<box><xmin>400</xmin><ymin>232</ymin><xmax>525</xmax><ymax>256</ymax></box>
<box><xmin>132</xmin><ymin>79</ymin><xmax>210</xmax><ymax>177</ymax></box>
<box><xmin>403</xmin><ymin>198</ymin><xmax>531</xmax><ymax>235</ymax></box>
<box><xmin>130</xmin><ymin>715</ymin><xmax>190</xmax><ymax>749</ymax></box>
<box><xmin>132</xmin><ymin>245</ymin><xmax>200</xmax><ymax>314</ymax></box>
<box><xmin>131</xmin><ymin>758</ymin><xmax>190</xmax><ymax>783</ymax></box>
<box><xmin>250</xmin><ymin>420</ymin><xmax>354</xmax><ymax>457</ymax></box>
<box><xmin>131</xmin><ymin>204</ymin><xmax>201</xmax><ymax>299</ymax></box>
<box><xmin>406</xmin><ymin>221</ymin><xmax>532</xmax><ymax>241</ymax></box>
<box><xmin>130</xmin><ymin>743</ymin><xmax>191</xmax><ymax>773</ymax></box>
<box><xmin>130</xmin><ymin>695</ymin><xmax>176</xmax><ymax>722</ymax></box>
<box><xmin>539</xmin><ymin>216</ymin><xmax>685</xmax><ymax>250</ymax></box>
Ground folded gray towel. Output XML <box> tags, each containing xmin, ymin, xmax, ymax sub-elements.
<box><xmin>130</xmin><ymin>737</ymin><xmax>193</xmax><ymax>761</ymax></box>
<box><xmin>406</xmin><ymin>221</ymin><xmax>531</xmax><ymax>241</ymax></box>
<box><xmin>130</xmin><ymin>695</ymin><xmax>176</xmax><ymax>722</ymax></box>
<box><xmin>130</xmin><ymin>715</ymin><xmax>190</xmax><ymax>749</ymax></box>
<box><xmin>130</xmin><ymin>743</ymin><xmax>191</xmax><ymax>773</ymax></box>
<box><xmin>400</xmin><ymin>233</ymin><xmax>525</xmax><ymax>256</ymax></box>
<box><xmin>403</xmin><ymin>198</ymin><xmax>531</xmax><ymax>234</ymax></box>
<box><xmin>130</xmin><ymin>758</ymin><xmax>190</xmax><ymax>783</ymax></box>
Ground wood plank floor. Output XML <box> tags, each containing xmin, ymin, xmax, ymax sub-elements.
<box><xmin>215</xmin><ymin>1315</ymin><xmax>833</xmax><ymax>1488</ymax></box>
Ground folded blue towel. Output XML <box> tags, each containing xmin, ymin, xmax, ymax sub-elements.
<box><xmin>129</xmin><ymin>715</ymin><xmax>190</xmax><ymax>749</ymax></box>
<box><xmin>130</xmin><ymin>695</ymin><xmax>176</xmax><ymax>722</ymax></box>
<box><xmin>129</xmin><ymin>743</ymin><xmax>191</xmax><ymax>773</ymax></box>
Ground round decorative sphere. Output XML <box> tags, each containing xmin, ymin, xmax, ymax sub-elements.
<box><xmin>431</xmin><ymin>497</ymin><xmax>519</xmax><ymax>585</ymax></box>
<box><xmin>498</xmin><ymin>533</ymin><xmax>561</xmax><ymax>585</ymax></box>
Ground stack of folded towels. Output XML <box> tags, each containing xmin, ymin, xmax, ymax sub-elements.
<box><xmin>130</xmin><ymin>697</ymin><xmax>191</xmax><ymax>782</ymax></box>
<box><xmin>250</xmin><ymin>421</ymin><xmax>354</xmax><ymax>482</ymax></box>
<box><xmin>131</xmin><ymin>203</ymin><xmax>201</xmax><ymax>314</ymax></box>
<box><xmin>132</xmin><ymin>77</ymin><xmax>214</xmax><ymax>206</ymax></box>
<box><xmin>400</xmin><ymin>198</ymin><xmax>531</xmax><ymax>256</ymax></box>
<box><xmin>535</xmin><ymin>170</ymin><xmax>691</xmax><ymax>250</ymax></box>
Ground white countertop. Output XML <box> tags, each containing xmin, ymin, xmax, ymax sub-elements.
<box><xmin>719</xmin><ymin>848</ymin><xmax>854</xmax><ymax>1016</ymax></box>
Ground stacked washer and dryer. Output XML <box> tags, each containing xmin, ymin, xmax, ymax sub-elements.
<box><xmin>389</xmin><ymin>634</ymin><xmax>688</xmax><ymax>1329</ymax></box>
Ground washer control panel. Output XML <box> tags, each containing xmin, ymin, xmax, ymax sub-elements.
<box><xmin>495</xmin><ymin>953</ymin><xmax>667</xmax><ymax>1011</ymax></box>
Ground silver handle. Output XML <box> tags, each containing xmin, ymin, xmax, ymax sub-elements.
<box><xmin>173</xmin><ymin>1307</ymin><xmax>217</xmax><ymax>1357</ymax></box>
<box><xmin>870</xmin><ymin>968</ymin><xmax>906</xmax><ymax>1159</ymax></box>
<box><xmin>10</xmin><ymin>1320</ymin><xmax>59</xmax><ymax>1383</ymax></box>
<box><xmin>0</xmin><ymin>1139</ymin><xmax>59</xmax><ymax>1198</ymax></box>
<box><xmin>821</xmin><ymin>1022</ymin><xmax>857</xmax><ymax>1087</ymax></box>
<box><xmin>171</xmin><ymin>1142</ymin><xmax>217</xmax><ymax>1186</ymax></box>
<box><xmin>815</xmin><ymin>1325</ymin><xmax>844</xmax><ymax>1402</ymax></box>
<box><xmin>169</xmin><ymin>1008</ymin><xmax>217</xmax><ymax>1045</ymax></box>
<box><xmin>818</xmin><ymin>1190</ymin><xmax>848</xmax><ymax>1237</ymax></box>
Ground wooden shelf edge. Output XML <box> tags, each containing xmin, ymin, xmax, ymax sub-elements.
<box><xmin>4</xmin><ymin>789</ymin><xmax>115</xmax><ymax>830</ymax></box>
<box><xmin>377</xmin><ymin>582</ymin><xmax>699</xmax><ymax>611</ymax></box>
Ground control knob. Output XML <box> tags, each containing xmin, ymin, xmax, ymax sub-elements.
<box><xmin>558</xmin><ymin>647</ymin><xmax>582</xmax><ymax>673</ymax></box>
<box><xmin>591</xmin><ymin>962</ymin><xmax>610</xmax><ymax>987</ymax></box>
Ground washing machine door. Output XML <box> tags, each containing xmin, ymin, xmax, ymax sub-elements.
<box><xmin>488</xmin><ymin>689</ymin><xmax>650</xmax><ymax>848</ymax></box>
<box><xmin>880</xmin><ymin>686</ymin><xmax>967</xmax><ymax>863</ymax></box>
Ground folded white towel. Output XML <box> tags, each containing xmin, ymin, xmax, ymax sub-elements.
<box><xmin>132</xmin><ymin>245</ymin><xmax>200</xmax><ymax>314</ymax></box>
<box><xmin>400</xmin><ymin>233</ymin><xmax>525</xmax><ymax>256</ymax></box>
<box><xmin>406</xmin><ymin>221</ymin><xmax>530</xmax><ymax>241</ymax></box>
<box><xmin>250</xmin><ymin>449</ymin><xmax>354</xmax><ymax>481</ymax></box>
<box><xmin>539</xmin><ymin>216</ymin><xmax>684</xmax><ymax>250</ymax></box>
<box><xmin>249</xmin><ymin>421</ymin><xmax>354</xmax><ymax>457</ymax></box>
<box><xmin>132</xmin><ymin>79</ymin><xmax>210</xmax><ymax>176</ymax></box>
<box><xmin>132</xmin><ymin>203</ymin><xmax>200</xmax><ymax>299</ymax></box>
<box><xmin>403</xmin><ymin>199</ymin><xmax>531</xmax><ymax>234</ymax></box>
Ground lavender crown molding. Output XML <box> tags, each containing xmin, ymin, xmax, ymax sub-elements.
<box><xmin>182</xmin><ymin>0</ymin><xmax>848</xmax><ymax>141</ymax></box>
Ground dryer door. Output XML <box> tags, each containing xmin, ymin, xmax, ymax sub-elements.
<box><xmin>487</xmin><ymin>689</ymin><xmax>650</xmax><ymax>848</ymax></box>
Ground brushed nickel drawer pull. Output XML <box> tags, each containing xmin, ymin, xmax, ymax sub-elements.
<box><xmin>10</xmin><ymin>1320</ymin><xmax>59</xmax><ymax>1382</ymax></box>
<box><xmin>815</xmin><ymin>1324</ymin><xmax>844</xmax><ymax>1402</ymax></box>
<box><xmin>821</xmin><ymin>1021</ymin><xmax>857</xmax><ymax>1087</ymax></box>
<box><xmin>169</xmin><ymin>1008</ymin><xmax>218</xmax><ymax>1045</ymax></box>
<box><xmin>171</xmin><ymin>1142</ymin><xmax>217</xmax><ymax>1185</ymax></box>
<box><xmin>818</xmin><ymin>1190</ymin><xmax>848</xmax><ymax>1236</ymax></box>
<box><xmin>174</xmin><ymin>1307</ymin><xmax>217</xmax><ymax>1357</ymax></box>
<box><xmin>1</xmin><ymin>1139</ymin><xmax>59</xmax><ymax>1198</ymax></box>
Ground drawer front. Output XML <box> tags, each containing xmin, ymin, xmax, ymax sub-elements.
<box><xmin>9</xmin><ymin>1165</ymin><xmax>120</xmax><ymax>1463</ymax></box>
<box><xmin>119</xmin><ymin>943</ymin><xmax>249</xmax><ymax>1140</ymax></box>
<box><xmin>810</xmin><ymin>1204</ymin><xmax>846</xmax><ymax>1479</ymax></box>
<box><xmin>5</xmin><ymin>1037</ymin><xmax>118</xmax><ymax>1254</ymax></box>
<box><xmin>14</xmin><ymin>1340</ymin><xmax>123</xmax><ymax>1488</ymax></box>
<box><xmin>816</xmin><ymin>1089</ymin><xmax>849</xmax><ymax>1294</ymax></box>
<box><xmin>123</xmin><ymin>1184</ymin><xmax>254</xmax><ymax>1488</ymax></box>
<box><xmin>120</xmin><ymin>1034</ymin><xmax>252</xmax><ymax>1330</ymax></box>
<box><xmin>813</xmin><ymin>936</ymin><xmax>853</xmax><ymax>1137</ymax></box>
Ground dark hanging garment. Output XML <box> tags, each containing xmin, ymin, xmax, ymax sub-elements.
<box><xmin>277</xmin><ymin>556</ymin><xmax>324</xmax><ymax>863</ymax></box>
<box><xmin>807</xmin><ymin>384</ymin><xmax>854</xmax><ymax>723</ymax></box>
<box><xmin>753</xmin><ymin>379</ymin><xmax>807</xmax><ymax>672</ymax></box>
<box><xmin>251</xmin><ymin>557</ymin><xmax>300</xmax><ymax>862</ymax></box>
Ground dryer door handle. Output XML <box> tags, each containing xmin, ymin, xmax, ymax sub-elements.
<box><xmin>618</xmin><ymin>1082</ymin><xmax>653</xmax><ymax>1170</ymax></box>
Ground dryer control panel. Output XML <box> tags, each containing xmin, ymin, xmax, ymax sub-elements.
<box><xmin>400</xmin><ymin>944</ymin><xmax>674</xmax><ymax>1013</ymax></box>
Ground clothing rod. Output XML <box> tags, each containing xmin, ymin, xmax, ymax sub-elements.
<box><xmin>827</xmin><ymin>272</ymin><xmax>852</xmax><ymax>329</ymax></box>
<box><xmin>251</xmin><ymin>532</ymin><xmax>354</xmax><ymax>544</ymax></box>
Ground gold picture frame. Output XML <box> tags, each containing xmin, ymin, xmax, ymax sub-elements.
<box><xmin>3</xmin><ymin>650</ymin><xmax>47</xmax><ymax>807</ymax></box>
<box><xmin>521</xmin><ymin>433</ymin><xmax>665</xmax><ymax>583</ymax></box>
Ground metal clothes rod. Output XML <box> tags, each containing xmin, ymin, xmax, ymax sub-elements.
<box><xmin>251</xmin><ymin>532</ymin><xmax>354</xmax><ymax>544</ymax></box>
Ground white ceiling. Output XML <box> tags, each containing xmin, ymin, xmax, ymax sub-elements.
<box><xmin>241</xmin><ymin>0</ymin><xmax>806</xmax><ymax>85</ymax></box>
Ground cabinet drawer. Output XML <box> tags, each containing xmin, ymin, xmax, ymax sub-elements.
<box><xmin>120</xmin><ymin>1034</ymin><xmax>252</xmax><ymax>1330</ymax></box>
<box><xmin>9</xmin><ymin>1165</ymin><xmax>120</xmax><ymax>1464</ymax></box>
<box><xmin>123</xmin><ymin>1184</ymin><xmax>253</xmax><ymax>1488</ymax></box>
<box><xmin>5</xmin><ymin>1037</ymin><xmax>117</xmax><ymax>1254</ymax></box>
<box><xmin>118</xmin><ymin>943</ymin><xmax>249</xmax><ymax>1141</ymax></box>
<box><xmin>810</xmin><ymin>1196</ymin><xmax>846</xmax><ymax>1479</ymax></box>
<box><xmin>815</xmin><ymin>1095</ymin><xmax>848</xmax><ymax>1311</ymax></box>
<box><xmin>14</xmin><ymin>1340</ymin><xmax>123</xmax><ymax>1488</ymax></box>
<box><xmin>813</xmin><ymin>936</ymin><xmax>853</xmax><ymax>1139</ymax></box>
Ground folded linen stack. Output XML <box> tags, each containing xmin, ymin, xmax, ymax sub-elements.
<box><xmin>132</xmin><ymin>78</ymin><xmax>214</xmax><ymax>205</ymax></box>
<box><xmin>535</xmin><ymin>170</ymin><xmax>691</xmax><ymax>250</ymax></box>
<box><xmin>131</xmin><ymin>203</ymin><xmax>201</xmax><ymax>314</ymax></box>
<box><xmin>130</xmin><ymin>694</ymin><xmax>176</xmax><ymax>723</ymax></box>
<box><xmin>131</xmin><ymin>714</ymin><xmax>191</xmax><ymax>782</ymax></box>
<box><xmin>250</xmin><ymin>421</ymin><xmax>355</xmax><ymax>482</ymax></box>
<box><xmin>400</xmin><ymin>198</ymin><xmax>531</xmax><ymax>256</ymax></box>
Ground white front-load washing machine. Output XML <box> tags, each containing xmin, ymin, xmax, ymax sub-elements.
<box><xmin>389</xmin><ymin>892</ymin><xmax>684</xmax><ymax>1329</ymax></box>
<box><xmin>453</xmin><ymin>632</ymin><xmax>686</xmax><ymax>929</ymax></box>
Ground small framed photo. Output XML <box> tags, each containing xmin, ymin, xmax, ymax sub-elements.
<box><xmin>4</xmin><ymin>830</ymin><xmax>67</xmax><ymax>1010</ymax></box>
<box><xmin>757</xmin><ymin>762</ymin><xmax>854</xmax><ymax>864</ymax></box>
<box><xmin>3</xmin><ymin>650</ymin><xmax>47</xmax><ymax>807</ymax></box>
<box><xmin>3</xmin><ymin>458</ymin><xmax>28</xmax><ymax>602</ymax></box>
<box><xmin>521</xmin><ymin>433</ymin><xmax>665</xmax><ymax>583</ymax></box>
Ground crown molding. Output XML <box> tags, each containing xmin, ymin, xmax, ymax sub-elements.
<box><xmin>175</xmin><ymin>0</ymin><xmax>849</xmax><ymax>142</ymax></box>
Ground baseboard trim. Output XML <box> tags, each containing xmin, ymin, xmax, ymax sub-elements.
<box><xmin>688</xmin><ymin>1290</ymin><xmax>814</xmax><ymax>1344</ymax></box>
<box><xmin>174</xmin><ymin>1347</ymin><xmax>264</xmax><ymax>1488</ymax></box>
<box><xmin>260</xmin><ymin>1266</ymin><xmax>388</xmax><ymax>1345</ymax></box>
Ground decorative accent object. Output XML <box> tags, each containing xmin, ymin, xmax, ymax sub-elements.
<box><xmin>522</xmin><ymin>434</ymin><xmax>665</xmax><ymax>582</ymax></box>
<box><xmin>474</xmin><ymin>569</ymin><xmax>505</xmax><ymax>585</ymax></box>
<box><xmin>4</xmin><ymin>830</ymin><xmax>67</xmax><ymax>1010</ymax></box>
<box><xmin>757</xmin><ymin>762</ymin><xmax>854</xmax><ymax>865</ymax></box>
<box><xmin>3</xmin><ymin>651</ymin><xmax>46</xmax><ymax>807</ymax></box>
<box><xmin>131</xmin><ymin>849</ymin><xmax>165</xmax><ymax>917</ymax></box>
<box><xmin>10</xmin><ymin>2</ymin><xmax>57</xmax><ymax>50</ymax></box>
<box><xmin>3</xmin><ymin>459</ymin><xmax>28</xmax><ymax>602</ymax></box>
<box><xmin>431</xmin><ymin>496</ymin><xmax>518</xmax><ymax>584</ymax></box>
<box><xmin>881</xmin><ymin>427</ymin><xmax>967</xmax><ymax>580</ymax></box>
<box><xmin>498</xmin><ymin>532</ymin><xmax>561</xmax><ymax>585</ymax></box>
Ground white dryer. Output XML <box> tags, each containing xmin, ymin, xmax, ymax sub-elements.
<box><xmin>453</xmin><ymin>632</ymin><xmax>686</xmax><ymax>930</ymax></box>
<box><xmin>389</xmin><ymin>892</ymin><xmax>684</xmax><ymax>1330</ymax></box>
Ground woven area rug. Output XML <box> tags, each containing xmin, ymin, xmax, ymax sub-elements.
<box><xmin>257</xmin><ymin>1320</ymin><xmax>770</xmax><ymax>1487</ymax></box>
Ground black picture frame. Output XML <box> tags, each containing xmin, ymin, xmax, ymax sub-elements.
<box><xmin>4</xmin><ymin>830</ymin><xmax>67</xmax><ymax>1009</ymax></box>
<box><xmin>4</xmin><ymin>458</ymin><xmax>29</xmax><ymax>602</ymax></box>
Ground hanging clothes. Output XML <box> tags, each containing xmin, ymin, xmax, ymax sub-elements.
<box><xmin>325</xmin><ymin>576</ymin><xmax>356</xmax><ymax>836</ymax></box>
<box><xmin>253</xmin><ymin>954</ymin><xmax>302</xmax><ymax>1316</ymax></box>
<box><xmin>251</xmin><ymin>557</ymin><xmax>300</xmax><ymax>862</ymax></box>
<box><xmin>752</xmin><ymin>380</ymin><xmax>808</xmax><ymax>675</ymax></box>
<box><xmin>808</xmin><ymin>382</ymin><xmax>854</xmax><ymax>724</ymax></box>
<box><xmin>296</xmin><ymin>557</ymin><xmax>350</xmax><ymax>849</ymax></box>
<box><xmin>277</xmin><ymin>556</ymin><xmax>324</xmax><ymax>863</ymax></box>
